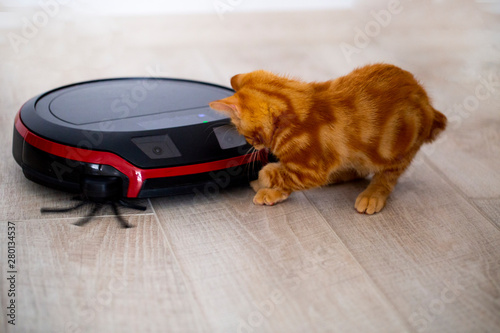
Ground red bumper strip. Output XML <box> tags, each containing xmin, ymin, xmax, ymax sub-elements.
<box><xmin>15</xmin><ymin>112</ymin><xmax>257</xmax><ymax>197</ymax></box>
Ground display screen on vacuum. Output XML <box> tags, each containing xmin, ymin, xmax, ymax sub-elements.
<box><xmin>213</xmin><ymin>125</ymin><xmax>248</xmax><ymax>150</ymax></box>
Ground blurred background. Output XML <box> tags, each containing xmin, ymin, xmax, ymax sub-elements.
<box><xmin>1</xmin><ymin>0</ymin><xmax>499</xmax><ymax>98</ymax></box>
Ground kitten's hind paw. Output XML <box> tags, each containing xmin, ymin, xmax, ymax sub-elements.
<box><xmin>253</xmin><ymin>188</ymin><xmax>289</xmax><ymax>206</ymax></box>
<box><xmin>355</xmin><ymin>192</ymin><xmax>387</xmax><ymax>214</ymax></box>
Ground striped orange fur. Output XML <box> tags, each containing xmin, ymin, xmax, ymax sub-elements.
<box><xmin>209</xmin><ymin>64</ymin><xmax>447</xmax><ymax>214</ymax></box>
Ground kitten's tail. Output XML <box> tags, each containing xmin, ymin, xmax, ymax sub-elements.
<box><xmin>425</xmin><ymin>108</ymin><xmax>447</xmax><ymax>143</ymax></box>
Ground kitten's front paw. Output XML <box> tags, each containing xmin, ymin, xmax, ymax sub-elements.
<box><xmin>355</xmin><ymin>192</ymin><xmax>387</xmax><ymax>214</ymax></box>
<box><xmin>253</xmin><ymin>188</ymin><xmax>289</xmax><ymax>206</ymax></box>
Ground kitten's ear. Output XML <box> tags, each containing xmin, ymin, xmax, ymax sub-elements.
<box><xmin>230</xmin><ymin>74</ymin><xmax>244</xmax><ymax>90</ymax></box>
<box><xmin>209</xmin><ymin>96</ymin><xmax>242</xmax><ymax>118</ymax></box>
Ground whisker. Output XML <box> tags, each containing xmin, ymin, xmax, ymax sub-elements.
<box><xmin>202</xmin><ymin>126</ymin><xmax>216</xmax><ymax>145</ymax></box>
<box><xmin>244</xmin><ymin>146</ymin><xmax>255</xmax><ymax>180</ymax></box>
<box><xmin>250</xmin><ymin>147</ymin><xmax>259</xmax><ymax>180</ymax></box>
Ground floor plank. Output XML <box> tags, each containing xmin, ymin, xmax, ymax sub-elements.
<box><xmin>152</xmin><ymin>188</ymin><xmax>411</xmax><ymax>332</ymax></box>
<box><xmin>425</xmin><ymin>117</ymin><xmax>500</xmax><ymax>198</ymax></box>
<box><xmin>304</xmin><ymin>162</ymin><xmax>500</xmax><ymax>333</ymax></box>
<box><xmin>0</xmin><ymin>216</ymin><xmax>209</xmax><ymax>333</ymax></box>
<box><xmin>473</xmin><ymin>198</ymin><xmax>500</xmax><ymax>230</ymax></box>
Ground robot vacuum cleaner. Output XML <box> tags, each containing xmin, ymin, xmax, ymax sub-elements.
<box><xmin>13</xmin><ymin>77</ymin><xmax>267</xmax><ymax>201</ymax></box>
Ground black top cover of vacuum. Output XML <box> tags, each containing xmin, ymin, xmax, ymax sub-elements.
<box><xmin>13</xmin><ymin>78</ymin><xmax>265</xmax><ymax>198</ymax></box>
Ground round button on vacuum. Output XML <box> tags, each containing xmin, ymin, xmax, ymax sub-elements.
<box><xmin>152</xmin><ymin>146</ymin><xmax>163</xmax><ymax>155</ymax></box>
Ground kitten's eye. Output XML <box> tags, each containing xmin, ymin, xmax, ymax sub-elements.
<box><xmin>244</xmin><ymin>135</ymin><xmax>259</xmax><ymax>146</ymax></box>
<box><xmin>243</xmin><ymin>133</ymin><xmax>264</xmax><ymax>147</ymax></box>
<box><xmin>255</xmin><ymin>133</ymin><xmax>264</xmax><ymax>144</ymax></box>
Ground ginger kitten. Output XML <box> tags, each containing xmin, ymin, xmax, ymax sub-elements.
<box><xmin>209</xmin><ymin>64</ymin><xmax>447</xmax><ymax>214</ymax></box>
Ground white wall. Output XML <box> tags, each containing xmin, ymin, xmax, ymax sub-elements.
<box><xmin>1</xmin><ymin>0</ymin><xmax>353</xmax><ymax>16</ymax></box>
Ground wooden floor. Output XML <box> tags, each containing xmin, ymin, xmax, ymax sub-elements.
<box><xmin>1</xmin><ymin>1</ymin><xmax>499</xmax><ymax>332</ymax></box>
